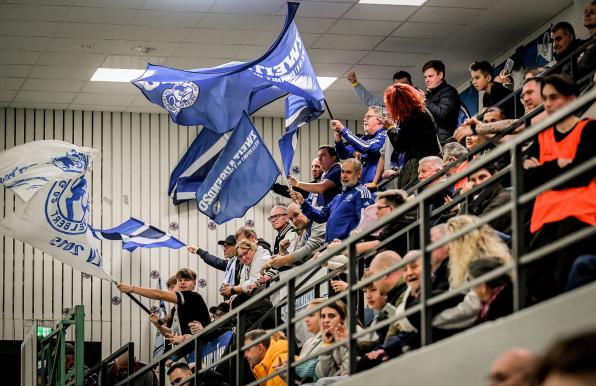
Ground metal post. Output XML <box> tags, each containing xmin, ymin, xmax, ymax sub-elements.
<box><xmin>347</xmin><ymin>241</ymin><xmax>358</xmax><ymax>373</ymax></box>
<box><xmin>194</xmin><ymin>331</ymin><xmax>204</xmax><ymax>386</ymax></box>
<box><xmin>58</xmin><ymin>328</ymin><xmax>66</xmax><ymax>386</ymax></box>
<box><xmin>286</xmin><ymin>278</ymin><xmax>296</xmax><ymax>386</ymax></box>
<box><xmin>236</xmin><ymin>309</ymin><xmax>246</xmax><ymax>386</ymax></box>
<box><xmin>510</xmin><ymin>145</ymin><xmax>527</xmax><ymax>311</ymax></box>
<box><xmin>159</xmin><ymin>360</ymin><xmax>165</xmax><ymax>386</ymax></box>
<box><xmin>419</xmin><ymin>201</ymin><xmax>433</xmax><ymax>346</ymax></box>
<box><xmin>127</xmin><ymin>342</ymin><xmax>135</xmax><ymax>386</ymax></box>
<box><xmin>357</xmin><ymin>257</ymin><xmax>365</xmax><ymax>324</ymax></box>
<box><xmin>39</xmin><ymin>336</ymin><xmax>47</xmax><ymax>386</ymax></box>
<box><xmin>74</xmin><ymin>305</ymin><xmax>85</xmax><ymax>386</ymax></box>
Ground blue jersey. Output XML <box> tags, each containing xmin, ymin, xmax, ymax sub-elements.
<box><xmin>301</xmin><ymin>184</ymin><xmax>374</xmax><ymax>242</ymax></box>
<box><xmin>336</xmin><ymin>127</ymin><xmax>386</xmax><ymax>183</ymax></box>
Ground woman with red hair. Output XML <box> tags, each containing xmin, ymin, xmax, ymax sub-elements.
<box><xmin>383</xmin><ymin>83</ymin><xmax>441</xmax><ymax>189</ymax></box>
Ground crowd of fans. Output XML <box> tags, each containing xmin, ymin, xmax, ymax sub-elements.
<box><xmin>103</xmin><ymin>6</ymin><xmax>595</xmax><ymax>386</ymax></box>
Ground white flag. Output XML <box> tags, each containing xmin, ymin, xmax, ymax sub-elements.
<box><xmin>0</xmin><ymin>140</ymin><xmax>98</xmax><ymax>202</ymax></box>
<box><xmin>0</xmin><ymin>174</ymin><xmax>110</xmax><ymax>280</ymax></box>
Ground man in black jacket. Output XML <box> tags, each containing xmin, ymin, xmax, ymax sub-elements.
<box><xmin>422</xmin><ymin>60</ymin><xmax>461</xmax><ymax>145</ymax></box>
<box><xmin>470</xmin><ymin>60</ymin><xmax>520</xmax><ymax>119</ymax></box>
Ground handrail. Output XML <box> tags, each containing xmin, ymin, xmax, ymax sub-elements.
<box><xmin>107</xmin><ymin>84</ymin><xmax>595</xmax><ymax>386</ymax></box>
<box><xmin>38</xmin><ymin>305</ymin><xmax>85</xmax><ymax>386</ymax></box>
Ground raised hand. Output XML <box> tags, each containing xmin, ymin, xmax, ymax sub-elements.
<box><xmin>289</xmin><ymin>190</ymin><xmax>304</xmax><ymax>204</ymax></box>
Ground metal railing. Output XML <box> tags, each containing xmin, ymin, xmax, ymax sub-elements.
<box><xmin>38</xmin><ymin>305</ymin><xmax>85</xmax><ymax>386</ymax></box>
<box><xmin>80</xmin><ymin>342</ymin><xmax>136</xmax><ymax>386</ymax></box>
<box><xmin>114</xmin><ymin>85</ymin><xmax>595</xmax><ymax>385</ymax></box>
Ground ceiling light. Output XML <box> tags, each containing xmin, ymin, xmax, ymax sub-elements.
<box><xmin>91</xmin><ymin>69</ymin><xmax>337</xmax><ymax>91</ymax></box>
<box><xmin>317</xmin><ymin>77</ymin><xmax>337</xmax><ymax>91</ymax></box>
<box><xmin>90</xmin><ymin>68</ymin><xmax>145</xmax><ymax>82</ymax></box>
<box><xmin>359</xmin><ymin>0</ymin><xmax>427</xmax><ymax>5</ymax></box>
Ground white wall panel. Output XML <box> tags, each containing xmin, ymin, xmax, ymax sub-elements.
<box><xmin>0</xmin><ymin>107</ymin><xmax>362</xmax><ymax>362</ymax></box>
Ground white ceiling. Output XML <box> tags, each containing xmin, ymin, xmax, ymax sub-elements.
<box><xmin>0</xmin><ymin>0</ymin><xmax>572</xmax><ymax>120</ymax></box>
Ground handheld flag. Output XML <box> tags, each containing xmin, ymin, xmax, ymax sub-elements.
<box><xmin>195</xmin><ymin>113</ymin><xmax>280</xmax><ymax>224</ymax></box>
<box><xmin>91</xmin><ymin>218</ymin><xmax>185</xmax><ymax>252</ymax></box>
<box><xmin>0</xmin><ymin>175</ymin><xmax>109</xmax><ymax>280</ymax></box>
<box><xmin>0</xmin><ymin>140</ymin><xmax>97</xmax><ymax>202</ymax></box>
<box><xmin>151</xmin><ymin>275</ymin><xmax>169</xmax><ymax>358</ymax></box>
<box><xmin>279</xmin><ymin>95</ymin><xmax>324</xmax><ymax>176</ymax></box>
<box><xmin>168</xmin><ymin>129</ymin><xmax>229</xmax><ymax>204</ymax></box>
<box><xmin>131</xmin><ymin>2</ymin><xmax>324</xmax><ymax>133</ymax></box>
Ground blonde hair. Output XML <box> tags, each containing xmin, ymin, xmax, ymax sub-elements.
<box><xmin>236</xmin><ymin>239</ymin><xmax>257</xmax><ymax>251</ymax></box>
<box><xmin>308</xmin><ymin>298</ymin><xmax>326</xmax><ymax>307</ymax></box>
<box><xmin>446</xmin><ymin>215</ymin><xmax>512</xmax><ymax>288</ymax></box>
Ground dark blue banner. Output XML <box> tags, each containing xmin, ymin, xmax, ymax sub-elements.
<box><xmin>279</xmin><ymin>95</ymin><xmax>324</xmax><ymax>176</ymax></box>
<box><xmin>131</xmin><ymin>2</ymin><xmax>324</xmax><ymax>134</ymax></box>
<box><xmin>195</xmin><ymin>113</ymin><xmax>280</xmax><ymax>224</ymax></box>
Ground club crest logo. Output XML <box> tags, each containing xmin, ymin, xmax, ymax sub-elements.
<box><xmin>51</xmin><ymin>150</ymin><xmax>90</xmax><ymax>174</ymax></box>
<box><xmin>136</xmin><ymin>80</ymin><xmax>161</xmax><ymax>91</ymax></box>
<box><xmin>162</xmin><ymin>82</ymin><xmax>200</xmax><ymax>115</ymax></box>
<box><xmin>45</xmin><ymin>177</ymin><xmax>90</xmax><ymax>235</ymax></box>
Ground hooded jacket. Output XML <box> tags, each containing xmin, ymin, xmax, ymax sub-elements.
<box><xmin>251</xmin><ymin>336</ymin><xmax>289</xmax><ymax>386</ymax></box>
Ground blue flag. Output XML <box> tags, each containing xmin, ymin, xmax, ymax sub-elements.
<box><xmin>279</xmin><ymin>95</ymin><xmax>324</xmax><ymax>176</ymax></box>
<box><xmin>195</xmin><ymin>113</ymin><xmax>280</xmax><ymax>224</ymax></box>
<box><xmin>131</xmin><ymin>2</ymin><xmax>324</xmax><ymax>133</ymax></box>
<box><xmin>168</xmin><ymin>129</ymin><xmax>229</xmax><ymax>204</ymax></box>
<box><xmin>91</xmin><ymin>218</ymin><xmax>185</xmax><ymax>252</ymax></box>
<box><xmin>151</xmin><ymin>275</ymin><xmax>169</xmax><ymax>358</ymax></box>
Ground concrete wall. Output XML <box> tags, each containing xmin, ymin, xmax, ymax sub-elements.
<box><xmin>339</xmin><ymin>282</ymin><xmax>596</xmax><ymax>386</ymax></box>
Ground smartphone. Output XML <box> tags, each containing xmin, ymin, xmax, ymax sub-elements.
<box><xmin>503</xmin><ymin>58</ymin><xmax>514</xmax><ymax>75</ymax></box>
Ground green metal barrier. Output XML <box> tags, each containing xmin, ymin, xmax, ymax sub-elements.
<box><xmin>38</xmin><ymin>304</ymin><xmax>85</xmax><ymax>386</ymax></box>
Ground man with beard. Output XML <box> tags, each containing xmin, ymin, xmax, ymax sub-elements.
<box><xmin>290</xmin><ymin>158</ymin><xmax>374</xmax><ymax>242</ymax></box>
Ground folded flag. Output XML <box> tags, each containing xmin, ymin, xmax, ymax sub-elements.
<box><xmin>168</xmin><ymin>129</ymin><xmax>229</xmax><ymax>205</ymax></box>
<box><xmin>195</xmin><ymin>112</ymin><xmax>280</xmax><ymax>224</ymax></box>
<box><xmin>0</xmin><ymin>140</ymin><xmax>97</xmax><ymax>202</ymax></box>
<box><xmin>92</xmin><ymin>218</ymin><xmax>185</xmax><ymax>252</ymax></box>
<box><xmin>152</xmin><ymin>275</ymin><xmax>169</xmax><ymax>358</ymax></box>
<box><xmin>279</xmin><ymin>95</ymin><xmax>325</xmax><ymax>176</ymax></box>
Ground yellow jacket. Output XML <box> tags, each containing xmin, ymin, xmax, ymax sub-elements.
<box><xmin>251</xmin><ymin>336</ymin><xmax>289</xmax><ymax>386</ymax></box>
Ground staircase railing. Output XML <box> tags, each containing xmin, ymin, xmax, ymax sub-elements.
<box><xmin>37</xmin><ymin>305</ymin><xmax>85</xmax><ymax>386</ymax></box>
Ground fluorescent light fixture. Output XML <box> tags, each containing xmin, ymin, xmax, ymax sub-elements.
<box><xmin>91</xmin><ymin>69</ymin><xmax>337</xmax><ymax>91</ymax></box>
<box><xmin>317</xmin><ymin>77</ymin><xmax>337</xmax><ymax>91</ymax></box>
<box><xmin>90</xmin><ymin>68</ymin><xmax>145</xmax><ymax>82</ymax></box>
<box><xmin>359</xmin><ymin>0</ymin><xmax>427</xmax><ymax>5</ymax></box>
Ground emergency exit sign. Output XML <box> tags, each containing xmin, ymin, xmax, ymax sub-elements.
<box><xmin>37</xmin><ymin>326</ymin><xmax>52</xmax><ymax>337</ymax></box>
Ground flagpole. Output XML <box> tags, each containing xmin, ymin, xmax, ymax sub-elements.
<box><xmin>125</xmin><ymin>293</ymin><xmax>152</xmax><ymax>315</ymax></box>
<box><xmin>110</xmin><ymin>277</ymin><xmax>152</xmax><ymax>315</ymax></box>
<box><xmin>324</xmin><ymin>99</ymin><xmax>334</xmax><ymax>120</ymax></box>
<box><xmin>273</xmin><ymin>157</ymin><xmax>295</xmax><ymax>194</ymax></box>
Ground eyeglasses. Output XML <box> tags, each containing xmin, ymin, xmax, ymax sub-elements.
<box><xmin>289</xmin><ymin>211</ymin><xmax>301</xmax><ymax>219</ymax></box>
<box><xmin>363</xmin><ymin>114</ymin><xmax>378</xmax><ymax>119</ymax></box>
<box><xmin>268</xmin><ymin>214</ymin><xmax>286</xmax><ymax>222</ymax></box>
